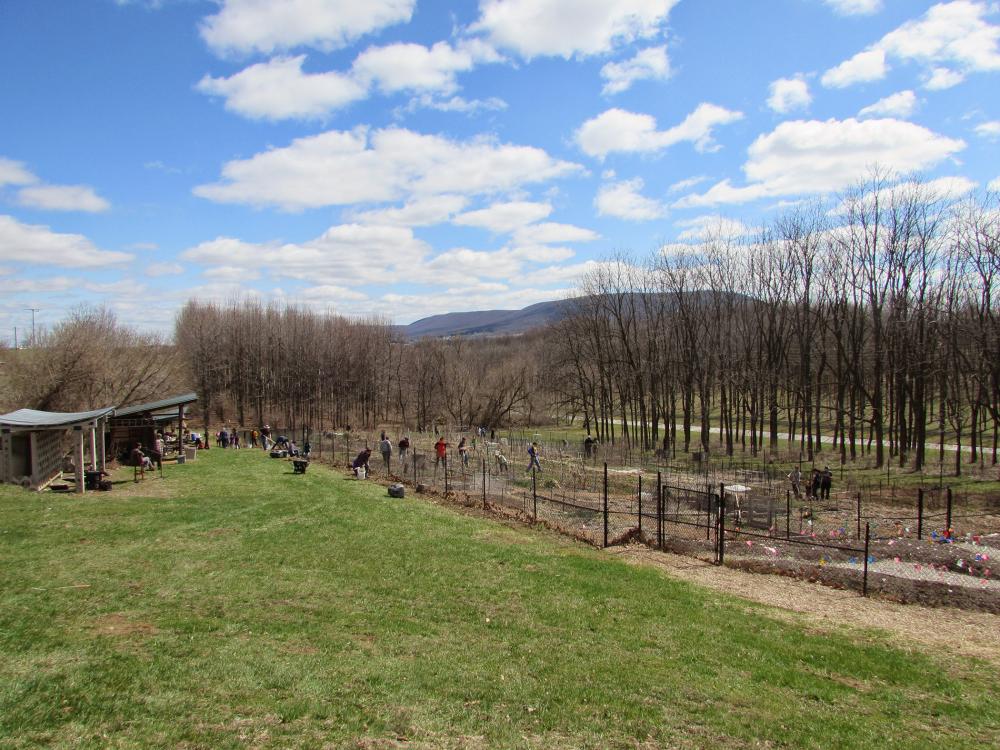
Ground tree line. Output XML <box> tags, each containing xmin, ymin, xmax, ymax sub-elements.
<box><xmin>548</xmin><ymin>174</ymin><xmax>999</xmax><ymax>474</ymax></box>
<box><xmin>173</xmin><ymin>300</ymin><xmax>544</xmax><ymax>436</ymax></box>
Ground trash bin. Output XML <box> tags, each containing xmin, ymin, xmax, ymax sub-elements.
<box><xmin>184</xmin><ymin>447</ymin><xmax>197</xmax><ymax>462</ymax></box>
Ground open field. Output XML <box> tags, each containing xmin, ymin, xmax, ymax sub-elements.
<box><xmin>2</xmin><ymin>450</ymin><xmax>999</xmax><ymax>748</ymax></box>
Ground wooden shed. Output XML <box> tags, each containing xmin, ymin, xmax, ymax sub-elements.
<box><xmin>109</xmin><ymin>392</ymin><xmax>197</xmax><ymax>461</ymax></box>
<box><xmin>0</xmin><ymin>406</ymin><xmax>115</xmax><ymax>493</ymax></box>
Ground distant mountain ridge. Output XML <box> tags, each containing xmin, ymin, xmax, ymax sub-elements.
<box><xmin>400</xmin><ymin>299</ymin><xmax>574</xmax><ymax>339</ymax></box>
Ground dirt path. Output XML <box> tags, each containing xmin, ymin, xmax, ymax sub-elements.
<box><xmin>608</xmin><ymin>544</ymin><xmax>1000</xmax><ymax>667</ymax></box>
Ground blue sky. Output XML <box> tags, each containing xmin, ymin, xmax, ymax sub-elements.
<box><xmin>1</xmin><ymin>0</ymin><xmax>998</xmax><ymax>338</ymax></box>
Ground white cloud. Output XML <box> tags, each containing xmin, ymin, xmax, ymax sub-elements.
<box><xmin>821</xmin><ymin>49</ymin><xmax>887</xmax><ymax>87</ymax></box>
<box><xmin>353</xmin><ymin>39</ymin><xmax>499</xmax><ymax>95</ymax></box>
<box><xmin>0</xmin><ymin>157</ymin><xmax>37</xmax><ymax>187</ymax></box>
<box><xmin>822</xmin><ymin>1</ymin><xmax>1000</xmax><ymax>89</ymax></box>
<box><xmin>601</xmin><ymin>46</ymin><xmax>670</xmax><ymax>94</ymax></box>
<box><xmin>452</xmin><ymin>201</ymin><xmax>553</xmax><ymax>233</ymax></box>
<box><xmin>989</xmin><ymin>176</ymin><xmax>1000</xmax><ymax>190</ymax></box>
<box><xmin>198</xmin><ymin>40</ymin><xmax>503</xmax><ymax>122</ymax></box>
<box><xmin>923</xmin><ymin>66</ymin><xmax>966</xmax><ymax>89</ymax></box>
<box><xmin>827</xmin><ymin>174</ymin><xmax>978</xmax><ymax>215</ymax></box>
<box><xmin>350</xmin><ymin>194</ymin><xmax>469</xmax><ymax>227</ymax></box>
<box><xmin>673</xmin><ymin>117</ymin><xmax>965</xmax><ymax>208</ymax></box>
<box><xmin>823</xmin><ymin>0</ymin><xmax>882</xmax><ymax>14</ymax></box>
<box><xmin>880</xmin><ymin>1</ymin><xmax>1000</xmax><ymax>71</ymax></box>
<box><xmin>668</xmin><ymin>175</ymin><xmax>708</xmax><ymax>192</ymax></box>
<box><xmin>0</xmin><ymin>158</ymin><xmax>109</xmax><ymax>212</ymax></box>
<box><xmin>0</xmin><ymin>215</ymin><xmax>132</xmax><ymax>267</ymax></box>
<box><xmin>179</xmin><ymin>219</ymin><xmax>588</xmax><ymax>300</ymax></box>
<box><xmin>974</xmin><ymin>120</ymin><xmax>1000</xmax><ymax>138</ymax></box>
<box><xmin>858</xmin><ymin>90</ymin><xmax>918</xmax><ymax>118</ymax></box>
<box><xmin>512</xmin><ymin>222</ymin><xmax>599</xmax><ymax>245</ymax></box>
<box><xmin>0</xmin><ymin>275</ymin><xmax>76</xmax><ymax>295</ymax></box>
<box><xmin>472</xmin><ymin>0</ymin><xmax>678</xmax><ymax>59</ymax></box>
<box><xmin>16</xmin><ymin>184</ymin><xmax>111</xmax><ymax>213</ymax></box>
<box><xmin>767</xmin><ymin>77</ymin><xmax>811</xmax><ymax>113</ymax></box>
<box><xmin>675</xmin><ymin>215</ymin><xmax>751</xmax><ymax>241</ymax></box>
<box><xmin>913</xmin><ymin>174</ymin><xmax>978</xmax><ymax>198</ymax></box>
<box><xmin>403</xmin><ymin>94</ymin><xmax>507</xmax><ymax>114</ymax></box>
<box><xmin>520</xmin><ymin>260</ymin><xmax>611</xmax><ymax>285</ymax></box>
<box><xmin>146</xmin><ymin>262</ymin><xmax>184</xmax><ymax>277</ymax></box>
<box><xmin>595</xmin><ymin>178</ymin><xmax>666</xmax><ymax>220</ymax></box>
<box><xmin>200</xmin><ymin>0</ymin><xmax>415</xmax><ymax>56</ymax></box>
<box><xmin>197</xmin><ymin>56</ymin><xmax>366</xmax><ymax>120</ymax></box>
<box><xmin>194</xmin><ymin>127</ymin><xmax>582</xmax><ymax>210</ymax></box>
<box><xmin>296</xmin><ymin>284</ymin><xmax>369</xmax><ymax>303</ymax></box>
<box><xmin>203</xmin><ymin>265</ymin><xmax>262</xmax><ymax>282</ymax></box>
<box><xmin>575</xmin><ymin>103</ymin><xmax>744</xmax><ymax>158</ymax></box>
<box><xmin>182</xmin><ymin>224</ymin><xmax>432</xmax><ymax>286</ymax></box>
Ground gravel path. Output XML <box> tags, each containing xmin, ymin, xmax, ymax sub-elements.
<box><xmin>829</xmin><ymin>558</ymin><xmax>1000</xmax><ymax>591</ymax></box>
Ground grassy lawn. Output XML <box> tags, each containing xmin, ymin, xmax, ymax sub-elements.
<box><xmin>1</xmin><ymin>450</ymin><xmax>998</xmax><ymax>748</ymax></box>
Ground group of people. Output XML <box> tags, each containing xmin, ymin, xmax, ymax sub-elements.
<box><xmin>214</xmin><ymin>428</ymin><xmax>242</xmax><ymax>449</ymax></box>
<box><xmin>349</xmin><ymin>432</ymin><xmax>544</xmax><ymax>479</ymax></box>
<box><xmin>788</xmin><ymin>465</ymin><xmax>833</xmax><ymax>501</ymax></box>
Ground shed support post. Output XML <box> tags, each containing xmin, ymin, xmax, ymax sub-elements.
<box><xmin>97</xmin><ymin>418</ymin><xmax>106</xmax><ymax>472</ymax></box>
<box><xmin>75</xmin><ymin>427</ymin><xmax>85</xmax><ymax>494</ymax></box>
<box><xmin>89</xmin><ymin>424</ymin><xmax>98</xmax><ymax>471</ymax></box>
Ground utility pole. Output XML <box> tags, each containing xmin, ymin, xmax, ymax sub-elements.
<box><xmin>26</xmin><ymin>308</ymin><xmax>39</xmax><ymax>345</ymax></box>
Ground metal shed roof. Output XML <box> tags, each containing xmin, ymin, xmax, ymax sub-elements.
<box><xmin>0</xmin><ymin>406</ymin><xmax>116</xmax><ymax>430</ymax></box>
<box><xmin>113</xmin><ymin>392</ymin><xmax>198</xmax><ymax>418</ymax></box>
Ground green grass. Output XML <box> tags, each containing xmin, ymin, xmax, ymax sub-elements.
<box><xmin>1</xmin><ymin>451</ymin><xmax>997</xmax><ymax>748</ymax></box>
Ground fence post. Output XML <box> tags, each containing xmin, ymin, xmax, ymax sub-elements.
<box><xmin>856</xmin><ymin>492</ymin><xmax>862</xmax><ymax>540</ymax></box>
<box><xmin>786</xmin><ymin>490</ymin><xmax>791</xmax><ymax>539</ymax></box>
<box><xmin>946</xmin><ymin>486</ymin><xmax>953</xmax><ymax>537</ymax></box>
<box><xmin>917</xmin><ymin>488</ymin><xmax>924</xmax><ymax>540</ymax></box>
<box><xmin>445</xmin><ymin>457</ymin><xmax>450</xmax><ymax>495</ymax></box>
<box><xmin>532</xmin><ymin>467</ymin><xmax>537</xmax><ymax>521</ymax></box>
<box><xmin>603</xmin><ymin>462</ymin><xmax>609</xmax><ymax>548</ymax></box>
<box><xmin>657</xmin><ymin>470</ymin><xmax>663</xmax><ymax>550</ymax></box>
<box><xmin>482</xmin><ymin>457</ymin><xmax>487</xmax><ymax>510</ymax></box>
<box><xmin>637</xmin><ymin>474</ymin><xmax>642</xmax><ymax>534</ymax></box>
<box><xmin>863</xmin><ymin>522</ymin><xmax>871</xmax><ymax>597</ymax></box>
<box><xmin>717</xmin><ymin>487</ymin><xmax>726</xmax><ymax>566</ymax></box>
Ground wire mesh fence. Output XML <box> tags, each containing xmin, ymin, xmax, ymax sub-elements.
<box><xmin>232</xmin><ymin>426</ymin><xmax>1000</xmax><ymax>604</ymax></box>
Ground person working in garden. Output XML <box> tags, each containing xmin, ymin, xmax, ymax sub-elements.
<box><xmin>821</xmin><ymin>466</ymin><xmax>833</xmax><ymax>500</ymax></box>
<box><xmin>788</xmin><ymin>466</ymin><xmax>802</xmax><ymax>499</ymax></box>
<box><xmin>809</xmin><ymin>468</ymin><xmax>822</xmax><ymax>501</ymax></box>
<box><xmin>434</xmin><ymin>436</ymin><xmax>448</xmax><ymax>475</ymax></box>
<box><xmin>457</xmin><ymin>436</ymin><xmax>469</xmax><ymax>468</ymax></box>
<box><xmin>379</xmin><ymin>435</ymin><xmax>392</xmax><ymax>472</ymax></box>
<box><xmin>352</xmin><ymin>447</ymin><xmax>372</xmax><ymax>478</ymax></box>
<box><xmin>526</xmin><ymin>442</ymin><xmax>542</xmax><ymax>473</ymax></box>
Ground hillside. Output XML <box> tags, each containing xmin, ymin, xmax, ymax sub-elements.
<box><xmin>400</xmin><ymin>298</ymin><xmax>574</xmax><ymax>338</ymax></box>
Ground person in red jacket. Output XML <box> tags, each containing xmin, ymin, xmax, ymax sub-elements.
<box><xmin>434</xmin><ymin>436</ymin><xmax>448</xmax><ymax>475</ymax></box>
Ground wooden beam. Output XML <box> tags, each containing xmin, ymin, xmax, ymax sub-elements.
<box><xmin>75</xmin><ymin>427</ymin><xmax>85</xmax><ymax>494</ymax></box>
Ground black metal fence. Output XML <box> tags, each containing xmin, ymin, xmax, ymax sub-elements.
<box><xmin>240</xmin><ymin>428</ymin><xmax>999</xmax><ymax>601</ymax></box>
